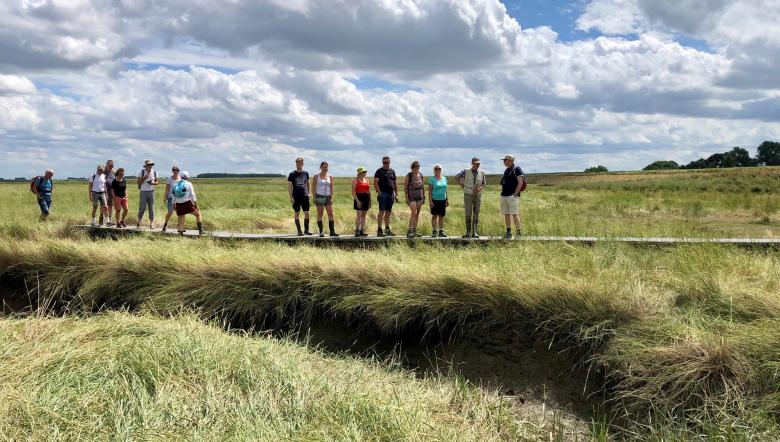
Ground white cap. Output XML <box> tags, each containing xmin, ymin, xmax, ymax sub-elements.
<box><xmin>180</xmin><ymin>171</ymin><xmax>190</xmax><ymax>179</ymax></box>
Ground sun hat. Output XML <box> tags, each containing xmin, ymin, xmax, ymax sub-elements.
<box><xmin>143</xmin><ymin>159</ymin><xmax>155</xmax><ymax>166</ymax></box>
<box><xmin>180</xmin><ymin>171</ymin><xmax>190</xmax><ymax>179</ymax></box>
<box><xmin>356</xmin><ymin>166</ymin><xmax>367</xmax><ymax>174</ymax></box>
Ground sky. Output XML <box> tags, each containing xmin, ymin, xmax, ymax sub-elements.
<box><xmin>1</xmin><ymin>0</ymin><xmax>779</xmax><ymax>178</ymax></box>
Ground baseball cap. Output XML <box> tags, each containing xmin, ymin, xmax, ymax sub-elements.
<box><xmin>501</xmin><ymin>155</ymin><xmax>514</xmax><ymax>161</ymax></box>
<box><xmin>471</xmin><ymin>157</ymin><xmax>481</xmax><ymax>163</ymax></box>
<box><xmin>356</xmin><ymin>166</ymin><xmax>367</xmax><ymax>173</ymax></box>
<box><xmin>180</xmin><ymin>170</ymin><xmax>190</xmax><ymax>179</ymax></box>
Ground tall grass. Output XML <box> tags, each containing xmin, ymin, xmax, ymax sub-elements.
<box><xmin>1</xmin><ymin>237</ymin><xmax>779</xmax><ymax>437</ymax></box>
<box><xmin>0</xmin><ymin>312</ymin><xmax>554</xmax><ymax>441</ymax></box>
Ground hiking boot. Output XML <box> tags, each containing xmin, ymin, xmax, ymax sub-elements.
<box><xmin>377</xmin><ymin>228</ymin><xmax>385</xmax><ymax>237</ymax></box>
<box><xmin>355</xmin><ymin>229</ymin><xmax>361</xmax><ymax>237</ymax></box>
<box><xmin>360</xmin><ymin>229</ymin><xmax>368</xmax><ymax>237</ymax></box>
<box><xmin>384</xmin><ymin>228</ymin><xmax>396</xmax><ymax>237</ymax></box>
<box><xmin>438</xmin><ymin>230</ymin><xmax>447</xmax><ymax>238</ymax></box>
<box><xmin>431</xmin><ymin>230</ymin><xmax>437</xmax><ymax>238</ymax></box>
<box><xmin>91</xmin><ymin>220</ymin><xmax>98</xmax><ymax>227</ymax></box>
<box><xmin>503</xmin><ymin>230</ymin><xmax>512</xmax><ymax>239</ymax></box>
<box><xmin>161</xmin><ymin>224</ymin><xmax>167</xmax><ymax>232</ymax></box>
<box><xmin>304</xmin><ymin>219</ymin><xmax>312</xmax><ymax>235</ymax></box>
<box><xmin>406</xmin><ymin>229</ymin><xmax>414</xmax><ymax>238</ymax></box>
<box><xmin>197</xmin><ymin>222</ymin><xmax>204</xmax><ymax>235</ymax></box>
<box><xmin>515</xmin><ymin>230</ymin><xmax>522</xmax><ymax>238</ymax></box>
<box><xmin>328</xmin><ymin>221</ymin><xmax>339</xmax><ymax>237</ymax></box>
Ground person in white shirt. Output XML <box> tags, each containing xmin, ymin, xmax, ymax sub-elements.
<box><xmin>136</xmin><ymin>159</ymin><xmax>159</xmax><ymax>229</ymax></box>
<box><xmin>172</xmin><ymin>171</ymin><xmax>204</xmax><ymax>235</ymax></box>
<box><xmin>88</xmin><ymin>164</ymin><xmax>109</xmax><ymax>226</ymax></box>
<box><xmin>162</xmin><ymin>165</ymin><xmax>181</xmax><ymax>232</ymax></box>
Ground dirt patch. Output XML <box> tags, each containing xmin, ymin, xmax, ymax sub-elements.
<box><xmin>286</xmin><ymin>318</ymin><xmax>604</xmax><ymax>434</ymax></box>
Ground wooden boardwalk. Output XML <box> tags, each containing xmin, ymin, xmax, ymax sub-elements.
<box><xmin>75</xmin><ymin>225</ymin><xmax>780</xmax><ymax>248</ymax></box>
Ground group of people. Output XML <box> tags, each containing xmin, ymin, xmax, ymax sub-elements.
<box><xmin>33</xmin><ymin>159</ymin><xmax>203</xmax><ymax>235</ymax></box>
<box><xmin>288</xmin><ymin>154</ymin><xmax>525</xmax><ymax>239</ymax></box>
<box><xmin>32</xmin><ymin>154</ymin><xmax>526</xmax><ymax>239</ymax></box>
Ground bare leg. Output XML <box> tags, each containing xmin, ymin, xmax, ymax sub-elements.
<box><xmin>177</xmin><ymin>214</ymin><xmax>185</xmax><ymax>232</ymax></box>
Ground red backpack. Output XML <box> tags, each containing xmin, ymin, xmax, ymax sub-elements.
<box><xmin>29</xmin><ymin>176</ymin><xmax>42</xmax><ymax>193</ymax></box>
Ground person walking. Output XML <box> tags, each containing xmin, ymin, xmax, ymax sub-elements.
<box><xmin>99</xmin><ymin>160</ymin><xmax>116</xmax><ymax>226</ymax></box>
<box><xmin>500</xmin><ymin>155</ymin><xmax>525</xmax><ymax>238</ymax></box>
<box><xmin>403</xmin><ymin>161</ymin><xmax>425</xmax><ymax>238</ymax></box>
<box><xmin>427</xmin><ymin>164</ymin><xmax>448</xmax><ymax>238</ymax></box>
<box><xmin>312</xmin><ymin>161</ymin><xmax>339</xmax><ymax>237</ymax></box>
<box><xmin>172</xmin><ymin>171</ymin><xmax>204</xmax><ymax>235</ymax></box>
<box><xmin>373</xmin><ymin>155</ymin><xmax>398</xmax><ymax>237</ymax></box>
<box><xmin>32</xmin><ymin>169</ymin><xmax>54</xmax><ymax>222</ymax></box>
<box><xmin>162</xmin><ymin>166</ymin><xmax>181</xmax><ymax>232</ymax></box>
<box><xmin>88</xmin><ymin>164</ymin><xmax>109</xmax><ymax>226</ymax></box>
<box><xmin>288</xmin><ymin>157</ymin><xmax>312</xmax><ymax>236</ymax></box>
<box><xmin>352</xmin><ymin>167</ymin><xmax>371</xmax><ymax>237</ymax></box>
<box><xmin>456</xmin><ymin>157</ymin><xmax>486</xmax><ymax>238</ymax></box>
<box><xmin>136</xmin><ymin>159</ymin><xmax>159</xmax><ymax>229</ymax></box>
<box><xmin>111</xmin><ymin>168</ymin><xmax>129</xmax><ymax>227</ymax></box>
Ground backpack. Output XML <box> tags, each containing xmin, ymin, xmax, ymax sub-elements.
<box><xmin>172</xmin><ymin>180</ymin><xmax>188</xmax><ymax>198</ymax></box>
<box><xmin>30</xmin><ymin>176</ymin><xmax>49</xmax><ymax>194</ymax></box>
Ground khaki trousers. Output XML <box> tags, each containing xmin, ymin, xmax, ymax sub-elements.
<box><xmin>464</xmin><ymin>193</ymin><xmax>482</xmax><ymax>233</ymax></box>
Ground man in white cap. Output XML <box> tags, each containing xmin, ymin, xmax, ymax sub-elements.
<box><xmin>499</xmin><ymin>155</ymin><xmax>525</xmax><ymax>238</ymax></box>
<box><xmin>136</xmin><ymin>159</ymin><xmax>159</xmax><ymax>229</ymax></box>
<box><xmin>456</xmin><ymin>157</ymin><xmax>486</xmax><ymax>238</ymax></box>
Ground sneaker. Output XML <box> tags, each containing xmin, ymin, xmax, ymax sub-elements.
<box><xmin>304</xmin><ymin>231</ymin><xmax>313</xmax><ymax>236</ymax></box>
<box><xmin>90</xmin><ymin>220</ymin><xmax>98</xmax><ymax>227</ymax></box>
<box><xmin>319</xmin><ymin>232</ymin><xmax>325</xmax><ymax>238</ymax></box>
<box><xmin>161</xmin><ymin>225</ymin><xmax>167</xmax><ymax>233</ymax></box>
<box><xmin>385</xmin><ymin>228</ymin><xmax>396</xmax><ymax>237</ymax></box>
<box><xmin>377</xmin><ymin>228</ymin><xmax>385</xmax><ymax>237</ymax></box>
<box><xmin>297</xmin><ymin>231</ymin><xmax>304</xmax><ymax>236</ymax></box>
<box><xmin>136</xmin><ymin>223</ymin><xmax>141</xmax><ymax>229</ymax></box>
<box><xmin>438</xmin><ymin>230</ymin><xmax>447</xmax><ymax>238</ymax></box>
<box><xmin>149</xmin><ymin>222</ymin><xmax>155</xmax><ymax>229</ymax></box>
<box><xmin>503</xmin><ymin>231</ymin><xmax>512</xmax><ymax>239</ymax></box>
<box><xmin>329</xmin><ymin>232</ymin><xmax>340</xmax><ymax>237</ymax></box>
<box><xmin>471</xmin><ymin>233</ymin><xmax>479</xmax><ymax>238</ymax></box>
<box><xmin>515</xmin><ymin>230</ymin><xmax>522</xmax><ymax>238</ymax></box>
<box><xmin>106</xmin><ymin>221</ymin><xmax>116</xmax><ymax>227</ymax></box>
<box><xmin>462</xmin><ymin>232</ymin><xmax>471</xmax><ymax>238</ymax></box>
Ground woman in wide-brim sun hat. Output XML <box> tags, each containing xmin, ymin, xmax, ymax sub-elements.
<box><xmin>172</xmin><ymin>171</ymin><xmax>204</xmax><ymax>235</ymax></box>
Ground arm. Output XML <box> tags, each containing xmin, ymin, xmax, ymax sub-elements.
<box><xmin>33</xmin><ymin>178</ymin><xmax>40</xmax><ymax>198</ymax></box>
<box><xmin>329</xmin><ymin>176</ymin><xmax>334</xmax><ymax>200</ymax></box>
<box><xmin>152</xmin><ymin>171</ymin><xmax>159</xmax><ymax>185</ymax></box>
<box><xmin>476</xmin><ymin>173</ymin><xmax>486</xmax><ymax>194</ymax></box>
<box><xmin>310</xmin><ymin>175</ymin><xmax>316</xmax><ymax>198</ymax></box>
<box><xmin>352</xmin><ymin>179</ymin><xmax>361</xmax><ymax>208</ymax></box>
<box><xmin>393</xmin><ymin>175</ymin><xmax>399</xmax><ymax>200</ymax></box>
<box><xmin>190</xmin><ymin>183</ymin><xmax>197</xmax><ymax>204</ymax></box>
<box><xmin>164</xmin><ymin>181</ymin><xmax>171</xmax><ymax>198</ymax></box>
<box><xmin>403</xmin><ymin>175</ymin><xmax>409</xmax><ymax>203</ymax></box>
<box><xmin>288</xmin><ymin>181</ymin><xmax>294</xmax><ymax>203</ymax></box>
<box><xmin>427</xmin><ymin>183</ymin><xmax>433</xmax><ymax>207</ymax></box>
<box><xmin>87</xmin><ymin>181</ymin><xmax>93</xmax><ymax>200</ymax></box>
<box><xmin>514</xmin><ymin>170</ymin><xmax>524</xmax><ymax>196</ymax></box>
<box><xmin>137</xmin><ymin>172</ymin><xmax>145</xmax><ymax>186</ymax></box>
<box><xmin>373</xmin><ymin>177</ymin><xmax>380</xmax><ymax>194</ymax></box>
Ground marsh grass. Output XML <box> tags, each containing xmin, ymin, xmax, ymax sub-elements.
<box><xmin>1</xmin><ymin>236</ymin><xmax>779</xmax><ymax>438</ymax></box>
<box><xmin>0</xmin><ymin>312</ymin><xmax>559</xmax><ymax>441</ymax></box>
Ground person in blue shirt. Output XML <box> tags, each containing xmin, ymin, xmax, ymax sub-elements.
<box><xmin>427</xmin><ymin>164</ymin><xmax>448</xmax><ymax>238</ymax></box>
<box><xmin>32</xmin><ymin>169</ymin><xmax>55</xmax><ymax>222</ymax></box>
<box><xmin>499</xmin><ymin>155</ymin><xmax>525</xmax><ymax>238</ymax></box>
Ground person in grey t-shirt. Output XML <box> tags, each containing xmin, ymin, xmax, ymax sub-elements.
<box><xmin>136</xmin><ymin>159</ymin><xmax>159</xmax><ymax>229</ymax></box>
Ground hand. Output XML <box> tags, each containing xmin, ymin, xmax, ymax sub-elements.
<box><xmin>429</xmin><ymin>200</ymin><xmax>433</xmax><ymax>209</ymax></box>
<box><xmin>356</xmin><ymin>201</ymin><xmax>362</xmax><ymax>209</ymax></box>
<box><xmin>446</xmin><ymin>200</ymin><xmax>449</xmax><ymax>207</ymax></box>
<box><xmin>290</xmin><ymin>197</ymin><xmax>295</xmax><ymax>204</ymax></box>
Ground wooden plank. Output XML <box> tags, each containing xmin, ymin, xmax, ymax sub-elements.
<box><xmin>72</xmin><ymin>225</ymin><xmax>780</xmax><ymax>248</ymax></box>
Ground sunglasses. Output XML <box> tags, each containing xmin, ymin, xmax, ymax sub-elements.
<box><xmin>434</xmin><ymin>168</ymin><xmax>441</xmax><ymax>170</ymax></box>
<box><xmin>172</xmin><ymin>169</ymin><xmax>179</xmax><ymax>172</ymax></box>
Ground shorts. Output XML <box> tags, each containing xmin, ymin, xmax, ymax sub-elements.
<box><xmin>175</xmin><ymin>200</ymin><xmax>196</xmax><ymax>216</ymax></box>
<box><xmin>431</xmin><ymin>199</ymin><xmax>447</xmax><ymax>216</ymax></box>
<box><xmin>500</xmin><ymin>195</ymin><xmax>520</xmax><ymax>215</ymax></box>
<box><xmin>107</xmin><ymin>191</ymin><xmax>114</xmax><ymax>206</ymax></box>
<box><xmin>378</xmin><ymin>191</ymin><xmax>395</xmax><ymax>212</ymax></box>
<box><xmin>314</xmin><ymin>194</ymin><xmax>332</xmax><ymax>206</ymax></box>
<box><xmin>37</xmin><ymin>197</ymin><xmax>52</xmax><ymax>214</ymax></box>
<box><xmin>407</xmin><ymin>191</ymin><xmax>424</xmax><ymax>204</ymax></box>
<box><xmin>353</xmin><ymin>193</ymin><xmax>371</xmax><ymax>211</ymax></box>
<box><xmin>167</xmin><ymin>197</ymin><xmax>174</xmax><ymax>212</ymax></box>
<box><xmin>113</xmin><ymin>196</ymin><xmax>129</xmax><ymax>211</ymax></box>
<box><xmin>91</xmin><ymin>191</ymin><xmax>107</xmax><ymax>208</ymax></box>
<box><xmin>292</xmin><ymin>195</ymin><xmax>310</xmax><ymax>212</ymax></box>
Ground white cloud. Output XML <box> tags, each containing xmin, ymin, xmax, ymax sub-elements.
<box><xmin>0</xmin><ymin>74</ymin><xmax>37</xmax><ymax>95</ymax></box>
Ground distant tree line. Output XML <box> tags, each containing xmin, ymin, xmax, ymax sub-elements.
<box><xmin>643</xmin><ymin>140</ymin><xmax>780</xmax><ymax>170</ymax></box>
<box><xmin>584</xmin><ymin>165</ymin><xmax>609</xmax><ymax>173</ymax></box>
<box><xmin>196</xmin><ymin>173</ymin><xmax>285</xmax><ymax>178</ymax></box>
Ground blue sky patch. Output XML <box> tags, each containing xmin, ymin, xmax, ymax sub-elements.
<box><xmin>347</xmin><ymin>76</ymin><xmax>421</xmax><ymax>93</ymax></box>
<box><xmin>124</xmin><ymin>62</ymin><xmax>241</xmax><ymax>75</ymax></box>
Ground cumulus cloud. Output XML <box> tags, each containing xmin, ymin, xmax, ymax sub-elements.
<box><xmin>0</xmin><ymin>0</ymin><xmax>779</xmax><ymax>177</ymax></box>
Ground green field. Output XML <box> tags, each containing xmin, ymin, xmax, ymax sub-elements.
<box><xmin>1</xmin><ymin>167</ymin><xmax>779</xmax><ymax>440</ymax></box>
<box><xmin>3</xmin><ymin>166</ymin><xmax>778</xmax><ymax>237</ymax></box>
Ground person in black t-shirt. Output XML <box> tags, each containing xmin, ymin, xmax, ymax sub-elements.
<box><xmin>499</xmin><ymin>155</ymin><xmax>525</xmax><ymax>238</ymax></box>
<box><xmin>111</xmin><ymin>168</ymin><xmax>129</xmax><ymax>228</ymax></box>
<box><xmin>373</xmin><ymin>155</ymin><xmax>399</xmax><ymax>237</ymax></box>
<box><xmin>288</xmin><ymin>157</ymin><xmax>312</xmax><ymax>236</ymax></box>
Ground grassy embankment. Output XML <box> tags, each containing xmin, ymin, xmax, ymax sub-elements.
<box><xmin>2</xmin><ymin>166</ymin><xmax>778</xmax><ymax>237</ymax></box>
<box><xmin>1</xmin><ymin>233</ymin><xmax>779</xmax><ymax>438</ymax></box>
<box><xmin>0</xmin><ymin>312</ymin><xmax>548</xmax><ymax>441</ymax></box>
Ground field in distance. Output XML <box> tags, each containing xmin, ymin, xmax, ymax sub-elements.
<box><xmin>1</xmin><ymin>166</ymin><xmax>778</xmax><ymax>238</ymax></box>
